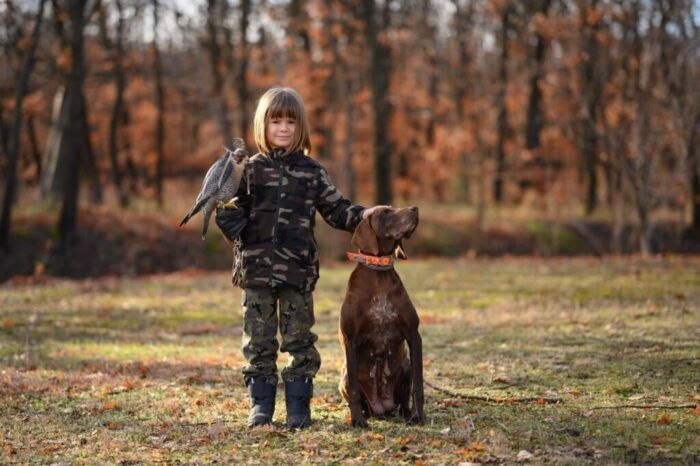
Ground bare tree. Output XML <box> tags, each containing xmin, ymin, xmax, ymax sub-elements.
<box><xmin>100</xmin><ymin>0</ymin><xmax>129</xmax><ymax>206</ymax></box>
<box><xmin>524</xmin><ymin>0</ymin><xmax>551</xmax><ymax>152</ymax></box>
<box><xmin>237</xmin><ymin>0</ymin><xmax>251</xmax><ymax>139</ymax></box>
<box><xmin>57</xmin><ymin>0</ymin><xmax>90</xmax><ymax>250</ymax></box>
<box><xmin>152</xmin><ymin>0</ymin><xmax>165</xmax><ymax>206</ymax></box>
<box><xmin>0</xmin><ymin>0</ymin><xmax>46</xmax><ymax>249</ymax></box>
<box><xmin>576</xmin><ymin>0</ymin><xmax>605</xmax><ymax>215</ymax></box>
<box><xmin>362</xmin><ymin>0</ymin><xmax>393</xmax><ymax>205</ymax></box>
<box><xmin>204</xmin><ymin>0</ymin><xmax>232</xmax><ymax>141</ymax></box>
<box><xmin>494</xmin><ymin>1</ymin><xmax>513</xmax><ymax>204</ymax></box>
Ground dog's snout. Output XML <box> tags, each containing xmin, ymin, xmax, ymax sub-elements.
<box><xmin>409</xmin><ymin>206</ymin><xmax>418</xmax><ymax>213</ymax></box>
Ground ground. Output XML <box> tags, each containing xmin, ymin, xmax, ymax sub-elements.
<box><xmin>1</xmin><ymin>257</ymin><xmax>699</xmax><ymax>464</ymax></box>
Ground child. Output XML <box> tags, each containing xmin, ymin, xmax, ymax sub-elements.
<box><xmin>215</xmin><ymin>87</ymin><xmax>386</xmax><ymax>428</ymax></box>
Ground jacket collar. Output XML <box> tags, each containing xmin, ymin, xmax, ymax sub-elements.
<box><xmin>267</xmin><ymin>148</ymin><xmax>303</xmax><ymax>164</ymax></box>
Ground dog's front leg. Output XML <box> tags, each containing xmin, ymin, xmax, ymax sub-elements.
<box><xmin>407</xmin><ymin>330</ymin><xmax>425</xmax><ymax>424</ymax></box>
<box><xmin>344</xmin><ymin>338</ymin><xmax>368</xmax><ymax>428</ymax></box>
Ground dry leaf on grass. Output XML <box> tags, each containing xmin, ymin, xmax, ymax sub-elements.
<box><xmin>102</xmin><ymin>400</ymin><xmax>119</xmax><ymax>411</ymax></box>
<box><xmin>492</xmin><ymin>375</ymin><xmax>514</xmax><ymax>384</ymax></box>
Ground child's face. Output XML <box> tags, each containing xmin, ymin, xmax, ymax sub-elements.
<box><xmin>266</xmin><ymin>115</ymin><xmax>296</xmax><ymax>150</ymax></box>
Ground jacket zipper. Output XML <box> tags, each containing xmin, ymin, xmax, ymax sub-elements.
<box><xmin>270</xmin><ymin>159</ymin><xmax>284</xmax><ymax>284</ymax></box>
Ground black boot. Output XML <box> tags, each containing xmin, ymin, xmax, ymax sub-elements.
<box><xmin>246</xmin><ymin>377</ymin><xmax>276</xmax><ymax>427</ymax></box>
<box><xmin>285</xmin><ymin>377</ymin><xmax>313</xmax><ymax>429</ymax></box>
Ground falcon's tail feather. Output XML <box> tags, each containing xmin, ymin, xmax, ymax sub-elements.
<box><xmin>201</xmin><ymin>208</ymin><xmax>213</xmax><ymax>239</ymax></box>
<box><xmin>179</xmin><ymin>195</ymin><xmax>211</xmax><ymax>227</ymax></box>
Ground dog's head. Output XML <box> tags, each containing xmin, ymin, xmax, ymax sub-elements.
<box><xmin>351</xmin><ymin>206</ymin><xmax>419</xmax><ymax>259</ymax></box>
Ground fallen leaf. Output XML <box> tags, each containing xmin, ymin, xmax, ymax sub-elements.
<box><xmin>656</xmin><ymin>413</ymin><xmax>671</xmax><ymax>425</ymax></box>
<box><xmin>517</xmin><ymin>449</ymin><xmax>534</xmax><ymax>461</ymax></box>
<box><xmin>690</xmin><ymin>406</ymin><xmax>700</xmax><ymax>416</ymax></box>
<box><xmin>469</xmin><ymin>442</ymin><xmax>486</xmax><ymax>452</ymax></box>
<box><xmin>2</xmin><ymin>443</ymin><xmax>16</xmax><ymax>455</ymax></box>
<box><xmin>102</xmin><ymin>400</ymin><xmax>118</xmax><ymax>411</ymax></box>
<box><xmin>493</xmin><ymin>375</ymin><xmax>514</xmax><ymax>384</ymax></box>
<box><xmin>2</xmin><ymin>319</ymin><xmax>14</xmax><ymax>330</ymax></box>
<box><xmin>455</xmin><ymin>448</ymin><xmax>476</xmax><ymax>458</ymax></box>
<box><xmin>536</xmin><ymin>398</ymin><xmax>546</xmax><ymax>405</ymax></box>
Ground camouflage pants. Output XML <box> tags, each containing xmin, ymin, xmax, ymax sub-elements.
<box><xmin>240</xmin><ymin>287</ymin><xmax>321</xmax><ymax>385</ymax></box>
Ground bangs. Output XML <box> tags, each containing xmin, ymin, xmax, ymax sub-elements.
<box><xmin>266</xmin><ymin>92</ymin><xmax>302</xmax><ymax>121</ymax></box>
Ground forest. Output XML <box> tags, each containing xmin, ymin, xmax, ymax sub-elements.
<box><xmin>0</xmin><ymin>0</ymin><xmax>698</xmax><ymax>280</ymax></box>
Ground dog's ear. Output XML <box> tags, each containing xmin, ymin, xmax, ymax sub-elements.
<box><xmin>394</xmin><ymin>240</ymin><xmax>407</xmax><ymax>260</ymax></box>
<box><xmin>351</xmin><ymin>218</ymin><xmax>379</xmax><ymax>255</ymax></box>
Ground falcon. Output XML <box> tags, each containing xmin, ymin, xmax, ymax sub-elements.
<box><xmin>180</xmin><ymin>138</ymin><xmax>248</xmax><ymax>239</ymax></box>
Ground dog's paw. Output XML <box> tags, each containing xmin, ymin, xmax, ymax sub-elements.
<box><xmin>351</xmin><ymin>416</ymin><xmax>368</xmax><ymax>428</ymax></box>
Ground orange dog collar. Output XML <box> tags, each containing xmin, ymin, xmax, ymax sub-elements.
<box><xmin>346</xmin><ymin>251</ymin><xmax>394</xmax><ymax>271</ymax></box>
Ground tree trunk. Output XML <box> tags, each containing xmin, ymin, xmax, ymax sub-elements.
<box><xmin>106</xmin><ymin>0</ymin><xmax>128</xmax><ymax>206</ymax></box>
<box><xmin>422</xmin><ymin>0</ymin><xmax>438</xmax><ymax>148</ymax></box>
<box><xmin>494</xmin><ymin>3</ymin><xmax>510</xmax><ymax>204</ymax></box>
<box><xmin>152</xmin><ymin>0</ymin><xmax>165</xmax><ymax>206</ymax></box>
<box><xmin>237</xmin><ymin>0</ymin><xmax>250</xmax><ymax>140</ymax></box>
<box><xmin>41</xmin><ymin>87</ymin><xmax>65</xmax><ymax>198</ymax></box>
<box><xmin>578</xmin><ymin>0</ymin><xmax>602</xmax><ymax>215</ymax></box>
<box><xmin>581</xmin><ymin>115</ymin><xmax>598</xmax><ymax>215</ymax></box>
<box><xmin>0</xmin><ymin>0</ymin><xmax>46</xmax><ymax>249</ymax></box>
<box><xmin>362</xmin><ymin>0</ymin><xmax>393</xmax><ymax>205</ymax></box>
<box><xmin>27</xmin><ymin>116</ymin><xmax>42</xmax><ymax>181</ymax></box>
<box><xmin>451</xmin><ymin>0</ymin><xmax>474</xmax><ymax>204</ymax></box>
<box><xmin>0</xmin><ymin>106</ymin><xmax>8</xmax><ymax>157</ymax></box>
<box><xmin>525</xmin><ymin>0</ymin><xmax>550</xmax><ymax>150</ymax></box>
<box><xmin>57</xmin><ymin>0</ymin><xmax>89</xmax><ymax>250</ymax></box>
<box><xmin>205</xmin><ymin>0</ymin><xmax>231</xmax><ymax>141</ymax></box>
<box><xmin>342</xmin><ymin>76</ymin><xmax>357</xmax><ymax>201</ymax></box>
<box><xmin>688</xmin><ymin>114</ymin><xmax>700</xmax><ymax>231</ymax></box>
<box><xmin>81</xmin><ymin>97</ymin><xmax>102</xmax><ymax>204</ymax></box>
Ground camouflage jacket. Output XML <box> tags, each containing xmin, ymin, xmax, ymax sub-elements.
<box><xmin>229</xmin><ymin>149</ymin><xmax>365</xmax><ymax>291</ymax></box>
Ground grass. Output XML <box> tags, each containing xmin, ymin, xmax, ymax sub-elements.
<box><xmin>1</xmin><ymin>257</ymin><xmax>699</xmax><ymax>464</ymax></box>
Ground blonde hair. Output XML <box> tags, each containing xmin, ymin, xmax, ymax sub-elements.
<box><xmin>253</xmin><ymin>87</ymin><xmax>311</xmax><ymax>156</ymax></box>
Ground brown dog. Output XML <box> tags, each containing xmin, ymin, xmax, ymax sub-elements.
<box><xmin>339</xmin><ymin>206</ymin><xmax>424</xmax><ymax>427</ymax></box>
